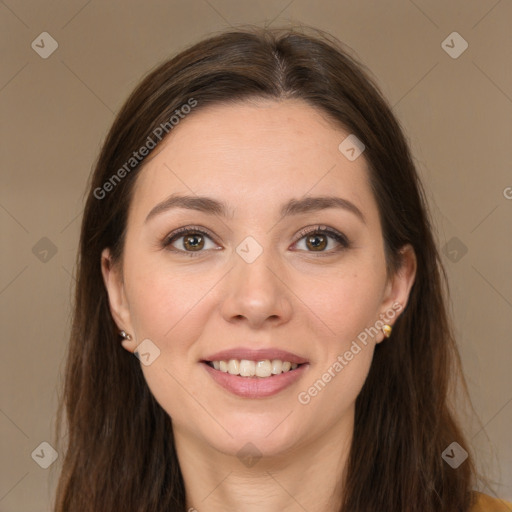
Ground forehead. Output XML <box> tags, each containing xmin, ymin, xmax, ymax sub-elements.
<box><xmin>129</xmin><ymin>99</ymin><xmax>377</xmax><ymax>224</ymax></box>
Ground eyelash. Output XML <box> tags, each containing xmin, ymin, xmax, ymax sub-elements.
<box><xmin>162</xmin><ymin>225</ymin><xmax>351</xmax><ymax>258</ymax></box>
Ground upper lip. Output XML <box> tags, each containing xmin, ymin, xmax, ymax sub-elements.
<box><xmin>202</xmin><ymin>347</ymin><xmax>309</xmax><ymax>365</ymax></box>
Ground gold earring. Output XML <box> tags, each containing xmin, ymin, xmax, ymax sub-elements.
<box><xmin>119</xmin><ymin>330</ymin><xmax>132</xmax><ymax>341</ymax></box>
<box><xmin>382</xmin><ymin>324</ymin><xmax>392</xmax><ymax>338</ymax></box>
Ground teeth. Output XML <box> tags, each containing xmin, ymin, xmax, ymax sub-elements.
<box><xmin>227</xmin><ymin>359</ymin><xmax>240</xmax><ymax>375</ymax></box>
<box><xmin>255</xmin><ymin>360</ymin><xmax>272</xmax><ymax>377</ymax></box>
<box><xmin>239</xmin><ymin>359</ymin><xmax>255</xmax><ymax>377</ymax></box>
<box><xmin>271</xmin><ymin>359</ymin><xmax>282</xmax><ymax>374</ymax></box>
<box><xmin>208</xmin><ymin>359</ymin><xmax>301</xmax><ymax>377</ymax></box>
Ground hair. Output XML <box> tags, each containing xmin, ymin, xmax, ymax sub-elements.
<box><xmin>53</xmin><ymin>25</ymin><xmax>478</xmax><ymax>511</ymax></box>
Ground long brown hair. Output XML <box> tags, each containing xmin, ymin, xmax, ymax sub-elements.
<box><xmin>53</xmin><ymin>25</ymin><xmax>477</xmax><ymax>511</ymax></box>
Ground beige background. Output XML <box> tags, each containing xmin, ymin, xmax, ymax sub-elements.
<box><xmin>1</xmin><ymin>1</ymin><xmax>511</xmax><ymax>510</ymax></box>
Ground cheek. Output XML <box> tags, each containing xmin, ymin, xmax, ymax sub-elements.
<box><xmin>297</xmin><ymin>345</ymin><xmax>374</xmax><ymax>429</ymax></box>
<box><xmin>292</xmin><ymin>266</ymin><xmax>384</xmax><ymax>412</ymax></box>
<box><xmin>296</xmin><ymin>272</ymin><xmax>380</xmax><ymax>416</ymax></box>
<box><xmin>124</xmin><ymin>261</ymin><xmax>213</xmax><ymax>426</ymax></box>
<box><xmin>125</xmin><ymin>254</ymin><xmax>213</xmax><ymax>344</ymax></box>
<box><xmin>297</xmin><ymin>263</ymin><xmax>385</xmax><ymax>348</ymax></box>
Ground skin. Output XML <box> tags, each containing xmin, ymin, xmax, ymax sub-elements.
<box><xmin>101</xmin><ymin>98</ymin><xmax>417</xmax><ymax>512</ymax></box>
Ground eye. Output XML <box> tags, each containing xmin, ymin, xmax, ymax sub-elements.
<box><xmin>292</xmin><ymin>225</ymin><xmax>350</xmax><ymax>255</ymax></box>
<box><xmin>162</xmin><ymin>224</ymin><xmax>351</xmax><ymax>257</ymax></box>
<box><xmin>162</xmin><ymin>226</ymin><xmax>219</xmax><ymax>257</ymax></box>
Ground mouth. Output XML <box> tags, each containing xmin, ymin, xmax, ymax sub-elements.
<box><xmin>200</xmin><ymin>350</ymin><xmax>310</xmax><ymax>398</ymax></box>
<box><xmin>202</xmin><ymin>358</ymin><xmax>306</xmax><ymax>378</ymax></box>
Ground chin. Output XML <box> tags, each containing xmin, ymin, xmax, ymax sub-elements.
<box><xmin>201</xmin><ymin>414</ymin><xmax>304</xmax><ymax>460</ymax></box>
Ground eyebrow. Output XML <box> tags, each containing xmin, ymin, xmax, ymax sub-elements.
<box><xmin>144</xmin><ymin>194</ymin><xmax>366</xmax><ymax>224</ymax></box>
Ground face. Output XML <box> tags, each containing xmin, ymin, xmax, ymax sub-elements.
<box><xmin>102</xmin><ymin>98</ymin><xmax>416</xmax><ymax>458</ymax></box>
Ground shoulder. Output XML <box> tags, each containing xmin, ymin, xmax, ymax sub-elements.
<box><xmin>471</xmin><ymin>492</ymin><xmax>512</xmax><ymax>512</ymax></box>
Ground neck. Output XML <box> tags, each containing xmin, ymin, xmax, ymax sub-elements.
<box><xmin>174</xmin><ymin>413</ymin><xmax>353</xmax><ymax>512</ymax></box>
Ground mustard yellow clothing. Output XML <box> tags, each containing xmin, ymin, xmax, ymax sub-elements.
<box><xmin>472</xmin><ymin>492</ymin><xmax>512</xmax><ymax>511</ymax></box>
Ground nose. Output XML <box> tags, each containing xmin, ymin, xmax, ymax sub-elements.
<box><xmin>219</xmin><ymin>245</ymin><xmax>293</xmax><ymax>330</ymax></box>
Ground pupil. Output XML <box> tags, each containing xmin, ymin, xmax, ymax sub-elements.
<box><xmin>185</xmin><ymin>234</ymin><xmax>203</xmax><ymax>250</ymax></box>
<box><xmin>308</xmin><ymin>234</ymin><xmax>326</xmax><ymax>250</ymax></box>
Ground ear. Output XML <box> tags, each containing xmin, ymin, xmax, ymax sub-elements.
<box><xmin>101</xmin><ymin>248</ymin><xmax>136</xmax><ymax>353</ymax></box>
<box><xmin>376</xmin><ymin>243</ymin><xmax>417</xmax><ymax>343</ymax></box>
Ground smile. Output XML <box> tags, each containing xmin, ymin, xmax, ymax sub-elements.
<box><xmin>201</xmin><ymin>359</ymin><xmax>309</xmax><ymax>398</ymax></box>
<box><xmin>206</xmin><ymin>358</ymin><xmax>302</xmax><ymax>377</ymax></box>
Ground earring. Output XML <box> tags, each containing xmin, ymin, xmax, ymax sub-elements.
<box><xmin>382</xmin><ymin>324</ymin><xmax>392</xmax><ymax>338</ymax></box>
<box><xmin>119</xmin><ymin>330</ymin><xmax>132</xmax><ymax>341</ymax></box>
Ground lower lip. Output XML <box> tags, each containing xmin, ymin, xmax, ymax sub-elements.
<box><xmin>201</xmin><ymin>362</ymin><xmax>309</xmax><ymax>398</ymax></box>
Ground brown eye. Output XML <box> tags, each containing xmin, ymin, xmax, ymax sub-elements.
<box><xmin>305</xmin><ymin>233</ymin><xmax>328</xmax><ymax>251</ymax></box>
<box><xmin>163</xmin><ymin>226</ymin><xmax>218</xmax><ymax>257</ymax></box>
<box><xmin>293</xmin><ymin>226</ymin><xmax>350</xmax><ymax>254</ymax></box>
<box><xmin>182</xmin><ymin>233</ymin><xmax>205</xmax><ymax>251</ymax></box>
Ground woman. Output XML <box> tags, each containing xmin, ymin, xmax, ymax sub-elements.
<box><xmin>53</xmin><ymin>26</ymin><xmax>511</xmax><ymax>511</ymax></box>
